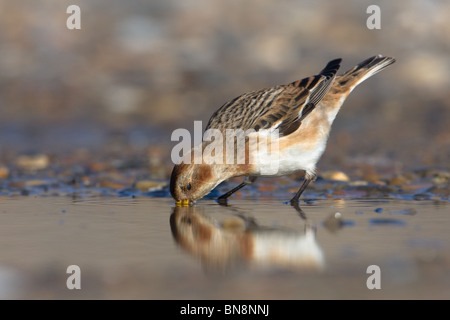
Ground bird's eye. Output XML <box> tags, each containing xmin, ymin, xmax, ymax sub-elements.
<box><xmin>186</xmin><ymin>183</ymin><xmax>192</xmax><ymax>191</ymax></box>
<box><xmin>181</xmin><ymin>216</ymin><xmax>192</xmax><ymax>225</ymax></box>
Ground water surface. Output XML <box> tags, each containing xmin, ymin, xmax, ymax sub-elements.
<box><xmin>0</xmin><ymin>196</ymin><xmax>448</xmax><ymax>299</ymax></box>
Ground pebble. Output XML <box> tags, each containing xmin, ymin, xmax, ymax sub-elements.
<box><xmin>348</xmin><ymin>180</ymin><xmax>368</xmax><ymax>186</ymax></box>
<box><xmin>89</xmin><ymin>162</ymin><xmax>110</xmax><ymax>172</ymax></box>
<box><xmin>320</xmin><ymin>171</ymin><xmax>350</xmax><ymax>182</ymax></box>
<box><xmin>431</xmin><ymin>171</ymin><xmax>450</xmax><ymax>185</ymax></box>
<box><xmin>134</xmin><ymin>180</ymin><xmax>167</xmax><ymax>192</ymax></box>
<box><xmin>16</xmin><ymin>154</ymin><xmax>50</xmax><ymax>171</ymax></box>
<box><xmin>388</xmin><ymin>175</ymin><xmax>408</xmax><ymax>186</ymax></box>
<box><xmin>7</xmin><ymin>181</ymin><xmax>25</xmax><ymax>189</ymax></box>
<box><xmin>323</xmin><ymin>212</ymin><xmax>344</xmax><ymax>233</ymax></box>
<box><xmin>258</xmin><ymin>184</ymin><xmax>277</xmax><ymax>192</ymax></box>
<box><xmin>0</xmin><ymin>166</ymin><xmax>9</xmax><ymax>179</ymax></box>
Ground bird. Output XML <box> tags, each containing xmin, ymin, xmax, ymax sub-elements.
<box><xmin>170</xmin><ymin>55</ymin><xmax>395</xmax><ymax>206</ymax></box>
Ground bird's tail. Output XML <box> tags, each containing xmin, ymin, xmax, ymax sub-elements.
<box><xmin>336</xmin><ymin>55</ymin><xmax>396</xmax><ymax>92</ymax></box>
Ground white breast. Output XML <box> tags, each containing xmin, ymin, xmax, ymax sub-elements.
<box><xmin>251</xmin><ymin>135</ymin><xmax>328</xmax><ymax>177</ymax></box>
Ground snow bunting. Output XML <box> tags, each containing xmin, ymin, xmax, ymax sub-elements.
<box><xmin>170</xmin><ymin>55</ymin><xmax>395</xmax><ymax>205</ymax></box>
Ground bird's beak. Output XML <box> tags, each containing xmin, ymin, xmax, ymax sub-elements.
<box><xmin>175</xmin><ymin>199</ymin><xmax>191</xmax><ymax>207</ymax></box>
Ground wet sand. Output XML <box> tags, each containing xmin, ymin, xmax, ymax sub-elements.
<box><xmin>0</xmin><ymin>196</ymin><xmax>448</xmax><ymax>299</ymax></box>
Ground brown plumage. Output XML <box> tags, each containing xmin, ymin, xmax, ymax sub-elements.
<box><xmin>205</xmin><ymin>58</ymin><xmax>342</xmax><ymax>136</ymax></box>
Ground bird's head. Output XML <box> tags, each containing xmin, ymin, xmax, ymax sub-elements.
<box><xmin>170</xmin><ymin>162</ymin><xmax>224</xmax><ymax>205</ymax></box>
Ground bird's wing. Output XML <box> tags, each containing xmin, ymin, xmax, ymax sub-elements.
<box><xmin>205</xmin><ymin>58</ymin><xmax>342</xmax><ymax>137</ymax></box>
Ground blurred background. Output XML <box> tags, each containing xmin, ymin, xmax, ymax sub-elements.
<box><xmin>0</xmin><ymin>0</ymin><xmax>449</xmax><ymax>177</ymax></box>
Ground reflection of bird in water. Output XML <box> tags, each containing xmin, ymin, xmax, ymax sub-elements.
<box><xmin>169</xmin><ymin>205</ymin><xmax>324</xmax><ymax>273</ymax></box>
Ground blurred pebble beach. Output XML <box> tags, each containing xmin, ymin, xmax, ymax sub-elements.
<box><xmin>0</xmin><ymin>0</ymin><xmax>449</xmax><ymax>197</ymax></box>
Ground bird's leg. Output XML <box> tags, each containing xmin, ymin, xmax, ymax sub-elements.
<box><xmin>289</xmin><ymin>173</ymin><xmax>316</xmax><ymax>206</ymax></box>
<box><xmin>218</xmin><ymin>176</ymin><xmax>256</xmax><ymax>204</ymax></box>
<box><xmin>291</xmin><ymin>200</ymin><xmax>307</xmax><ymax>220</ymax></box>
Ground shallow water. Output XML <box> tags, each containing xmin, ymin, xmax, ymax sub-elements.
<box><xmin>0</xmin><ymin>195</ymin><xmax>448</xmax><ymax>299</ymax></box>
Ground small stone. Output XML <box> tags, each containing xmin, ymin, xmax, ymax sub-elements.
<box><xmin>16</xmin><ymin>154</ymin><xmax>50</xmax><ymax>171</ymax></box>
<box><xmin>134</xmin><ymin>180</ymin><xmax>167</xmax><ymax>192</ymax></box>
<box><xmin>7</xmin><ymin>181</ymin><xmax>25</xmax><ymax>189</ymax></box>
<box><xmin>258</xmin><ymin>184</ymin><xmax>277</xmax><ymax>192</ymax></box>
<box><xmin>348</xmin><ymin>180</ymin><xmax>368</xmax><ymax>186</ymax></box>
<box><xmin>0</xmin><ymin>166</ymin><xmax>9</xmax><ymax>179</ymax></box>
<box><xmin>321</xmin><ymin>170</ymin><xmax>350</xmax><ymax>182</ymax></box>
<box><xmin>388</xmin><ymin>175</ymin><xmax>408</xmax><ymax>186</ymax></box>
<box><xmin>81</xmin><ymin>176</ymin><xmax>92</xmax><ymax>187</ymax></box>
<box><xmin>431</xmin><ymin>171</ymin><xmax>450</xmax><ymax>185</ymax></box>
<box><xmin>323</xmin><ymin>212</ymin><xmax>344</xmax><ymax>233</ymax></box>
<box><xmin>89</xmin><ymin>162</ymin><xmax>110</xmax><ymax>172</ymax></box>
